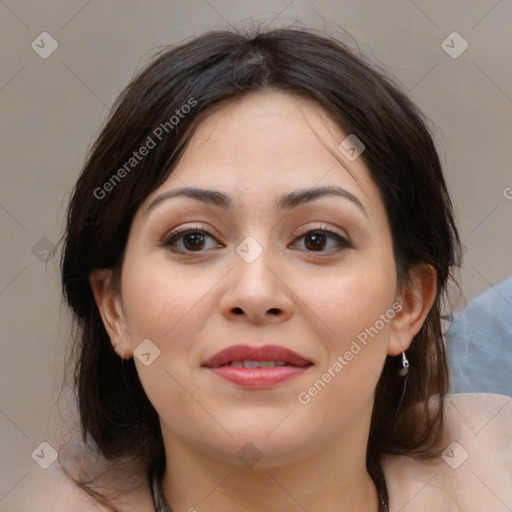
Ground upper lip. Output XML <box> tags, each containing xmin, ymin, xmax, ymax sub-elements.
<box><xmin>202</xmin><ymin>344</ymin><xmax>313</xmax><ymax>368</ymax></box>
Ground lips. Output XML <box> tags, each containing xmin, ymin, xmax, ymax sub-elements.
<box><xmin>202</xmin><ymin>344</ymin><xmax>312</xmax><ymax>368</ymax></box>
<box><xmin>202</xmin><ymin>344</ymin><xmax>313</xmax><ymax>389</ymax></box>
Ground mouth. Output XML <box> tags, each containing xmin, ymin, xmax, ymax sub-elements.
<box><xmin>223</xmin><ymin>360</ymin><xmax>300</xmax><ymax>368</ymax></box>
<box><xmin>202</xmin><ymin>344</ymin><xmax>313</xmax><ymax>389</ymax></box>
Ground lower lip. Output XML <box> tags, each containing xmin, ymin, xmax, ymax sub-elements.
<box><xmin>206</xmin><ymin>365</ymin><xmax>311</xmax><ymax>389</ymax></box>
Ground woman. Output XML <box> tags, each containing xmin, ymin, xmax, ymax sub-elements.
<box><xmin>10</xmin><ymin>28</ymin><xmax>511</xmax><ymax>512</ymax></box>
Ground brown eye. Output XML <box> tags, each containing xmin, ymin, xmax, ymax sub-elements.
<box><xmin>182</xmin><ymin>232</ymin><xmax>207</xmax><ymax>251</ymax></box>
<box><xmin>292</xmin><ymin>228</ymin><xmax>350</xmax><ymax>252</ymax></box>
<box><xmin>304</xmin><ymin>232</ymin><xmax>328</xmax><ymax>251</ymax></box>
<box><xmin>163</xmin><ymin>229</ymin><xmax>222</xmax><ymax>253</ymax></box>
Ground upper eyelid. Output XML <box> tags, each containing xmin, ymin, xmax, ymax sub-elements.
<box><xmin>292</xmin><ymin>224</ymin><xmax>346</xmax><ymax>238</ymax></box>
<box><xmin>160</xmin><ymin>224</ymin><xmax>218</xmax><ymax>244</ymax></box>
<box><xmin>163</xmin><ymin>223</ymin><xmax>346</xmax><ymax>238</ymax></box>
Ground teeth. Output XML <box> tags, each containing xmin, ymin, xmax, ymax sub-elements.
<box><xmin>258</xmin><ymin>361</ymin><xmax>276</xmax><ymax>368</ymax></box>
<box><xmin>228</xmin><ymin>360</ymin><xmax>289</xmax><ymax>368</ymax></box>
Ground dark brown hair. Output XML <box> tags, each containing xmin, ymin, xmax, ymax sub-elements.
<box><xmin>60</xmin><ymin>27</ymin><xmax>460</xmax><ymax>510</ymax></box>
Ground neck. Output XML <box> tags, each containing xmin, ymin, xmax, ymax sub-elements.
<box><xmin>159</xmin><ymin>422</ymin><xmax>381</xmax><ymax>512</ymax></box>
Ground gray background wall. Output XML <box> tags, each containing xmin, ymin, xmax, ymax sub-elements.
<box><xmin>1</xmin><ymin>0</ymin><xmax>511</xmax><ymax>502</ymax></box>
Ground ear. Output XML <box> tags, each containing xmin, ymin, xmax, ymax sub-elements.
<box><xmin>88</xmin><ymin>268</ymin><xmax>133</xmax><ymax>359</ymax></box>
<box><xmin>388</xmin><ymin>263</ymin><xmax>437</xmax><ymax>356</ymax></box>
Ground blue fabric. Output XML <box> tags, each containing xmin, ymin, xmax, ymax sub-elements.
<box><xmin>447</xmin><ymin>276</ymin><xmax>512</xmax><ymax>396</ymax></box>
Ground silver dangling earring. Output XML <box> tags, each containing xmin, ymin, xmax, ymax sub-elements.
<box><xmin>398</xmin><ymin>351</ymin><xmax>409</xmax><ymax>376</ymax></box>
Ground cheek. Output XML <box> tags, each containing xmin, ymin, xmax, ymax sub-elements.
<box><xmin>298</xmin><ymin>255</ymin><xmax>396</xmax><ymax>345</ymax></box>
<box><xmin>294</xmin><ymin>272</ymin><xmax>396</xmax><ymax>433</ymax></box>
<box><xmin>120</xmin><ymin>254</ymin><xmax>213</xmax><ymax>349</ymax></box>
<box><xmin>120</xmin><ymin>257</ymin><xmax>215</xmax><ymax>422</ymax></box>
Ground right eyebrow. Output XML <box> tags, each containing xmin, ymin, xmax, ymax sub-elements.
<box><xmin>146</xmin><ymin>187</ymin><xmax>232</xmax><ymax>213</ymax></box>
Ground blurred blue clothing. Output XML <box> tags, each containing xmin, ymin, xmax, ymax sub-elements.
<box><xmin>447</xmin><ymin>276</ymin><xmax>512</xmax><ymax>396</ymax></box>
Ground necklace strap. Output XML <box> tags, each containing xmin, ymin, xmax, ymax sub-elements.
<box><xmin>148</xmin><ymin>464</ymin><xmax>389</xmax><ymax>512</ymax></box>
<box><xmin>149</xmin><ymin>463</ymin><xmax>171</xmax><ymax>512</ymax></box>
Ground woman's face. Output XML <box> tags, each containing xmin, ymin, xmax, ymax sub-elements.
<box><xmin>97</xmin><ymin>91</ymin><xmax>412</xmax><ymax>468</ymax></box>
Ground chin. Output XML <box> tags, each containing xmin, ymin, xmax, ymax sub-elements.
<box><xmin>201</xmin><ymin>420</ymin><xmax>317</xmax><ymax>469</ymax></box>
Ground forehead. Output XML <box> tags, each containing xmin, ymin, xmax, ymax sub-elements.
<box><xmin>141</xmin><ymin>91</ymin><xmax>381</xmax><ymax>217</ymax></box>
<box><xmin>178</xmin><ymin>91</ymin><xmax>350</xmax><ymax>180</ymax></box>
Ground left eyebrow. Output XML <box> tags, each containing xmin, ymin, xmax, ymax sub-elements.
<box><xmin>146</xmin><ymin>185</ymin><xmax>367</xmax><ymax>216</ymax></box>
<box><xmin>277</xmin><ymin>186</ymin><xmax>367</xmax><ymax>216</ymax></box>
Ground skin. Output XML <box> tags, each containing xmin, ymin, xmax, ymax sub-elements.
<box><xmin>90</xmin><ymin>91</ymin><xmax>436</xmax><ymax>512</ymax></box>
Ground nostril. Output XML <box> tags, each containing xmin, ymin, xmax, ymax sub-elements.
<box><xmin>233</xmin><ymin>307</ymin><xmax>244</xmax><ymax>315</ymax></box>
<box><xmin>268</xmin><ymin>308</ymin><xmax>281</xmax><ymax>315</ymax></box>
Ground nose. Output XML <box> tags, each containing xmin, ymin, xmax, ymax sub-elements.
<box><xmin>219</xmin><ymin>242</ymin><xmax>294</xmax><ymax>324</ymax></box>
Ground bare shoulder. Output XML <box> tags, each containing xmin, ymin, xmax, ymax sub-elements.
<box><xmin>0</xmin><ymin>461</ymin><xmax>109</xmax><ymax>512</ymax></box>
<box><xmin>1</xmin><ymin>441</ymin><xmax>155</xmax><ymax>512</ymax></box>
<box><xmin>444</xmin><ymin>392</ymin><xmax>512</xmax><ymax>431</ymax></box>
<box><xmin>382</xmin><ymin>393</ymin><xmax>512</xmax><ymax>512</ymax></box>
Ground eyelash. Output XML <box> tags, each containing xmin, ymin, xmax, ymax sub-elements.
<box><xmin>161</xmin><ymin>224</ymin><xmax>351</xmax><ymax>254</ymax></box>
